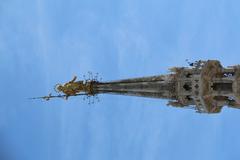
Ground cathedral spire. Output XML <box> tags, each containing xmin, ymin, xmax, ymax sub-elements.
<box><xmin>32</xmin><ymin>60</ymin><xmax>240</xmax><ymax>114</ymax></box>
<box><xmin>92</xmin><ymin>75</ymin><xmax>176</xmax><ymax>99</ymax></box>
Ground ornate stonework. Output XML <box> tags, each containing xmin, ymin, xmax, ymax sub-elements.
<box><xmin>35</xmin><ymin>60</ymin><xmax>240</xmax><ymax>114</ymax></box>
<box><xmin>90</xmin><ymin>60</ymin><xmax>240</xmax><ymax>113</ymax></box>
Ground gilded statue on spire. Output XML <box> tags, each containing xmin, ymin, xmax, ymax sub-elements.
<box><xmin>31</xmin><ymin>73</ymin><xmax>99</xmax><ymax>101</ymax></box>
<box><xmin>55</xmin><ymin>76</ymin><xmax>93</xmax><ymax>99</ymax></box>
<box><xmin>30</xmin><ymin>60</ymin><xmax>240</xmax><ymax>114</ymax></box>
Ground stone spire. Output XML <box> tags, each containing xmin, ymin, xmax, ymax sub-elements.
<box><xmin>93</xmin><ymin>75</ymin><xmax>176</xmax><ymax>99</ymax></box>
<box><xmin>35</xmin><ymin>60</ymin><xmax>240</xmax><ymax>114</ymax></box>
<box><xmin>90</xmin><ymin>60</ymin><xmax>240</xmax><ymax>113</ymax></box>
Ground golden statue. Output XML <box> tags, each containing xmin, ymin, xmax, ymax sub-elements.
<box><xmin>55</xmin><ymin>76</ymin><xmax>93</xmax><ymax>99</ymax></box>
<box><xmin>30</xmin><ymin>60</ymin><xmax>240</xmax><ymax>114</ymax></box>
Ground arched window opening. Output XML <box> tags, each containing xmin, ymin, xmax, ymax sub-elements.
<box><xmin>212</xmin><ymin>83</ymin><xmax>232</xmax><ymax>92</ymax></box>
<box><xmin>223</xmin><ymin>72</ymin><xmax>234</xmax><ymax>77</ymax></box>
<box><xmin>183</xmin><ymin>83</ymin><xmax>192</xmax><ymax>91</ymax></box>
<box><xmin>185</xmin><ymin>95</ymin><xmax>193</xmax><ymax>101</ymax></box>
<box><xmin>186</xmin><ymin>73</ymin><xmax>192</xmax><ymax>78</ymax></box>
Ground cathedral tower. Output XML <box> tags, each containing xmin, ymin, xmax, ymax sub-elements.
<box><xmin>89</xmin><ymin>60</ymin><xmax>240</xmax><ymax>113</ymax></box>
<box><xmin>38</xmin><ymin>60</ymin><xmax>240</xmax><ymax>114</ymax></box>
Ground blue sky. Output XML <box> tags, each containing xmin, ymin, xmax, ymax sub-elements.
<box><xmin>1</xmin><ymin>0</ymin><xmax>240</xmax><ymax>160</ymax></box>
